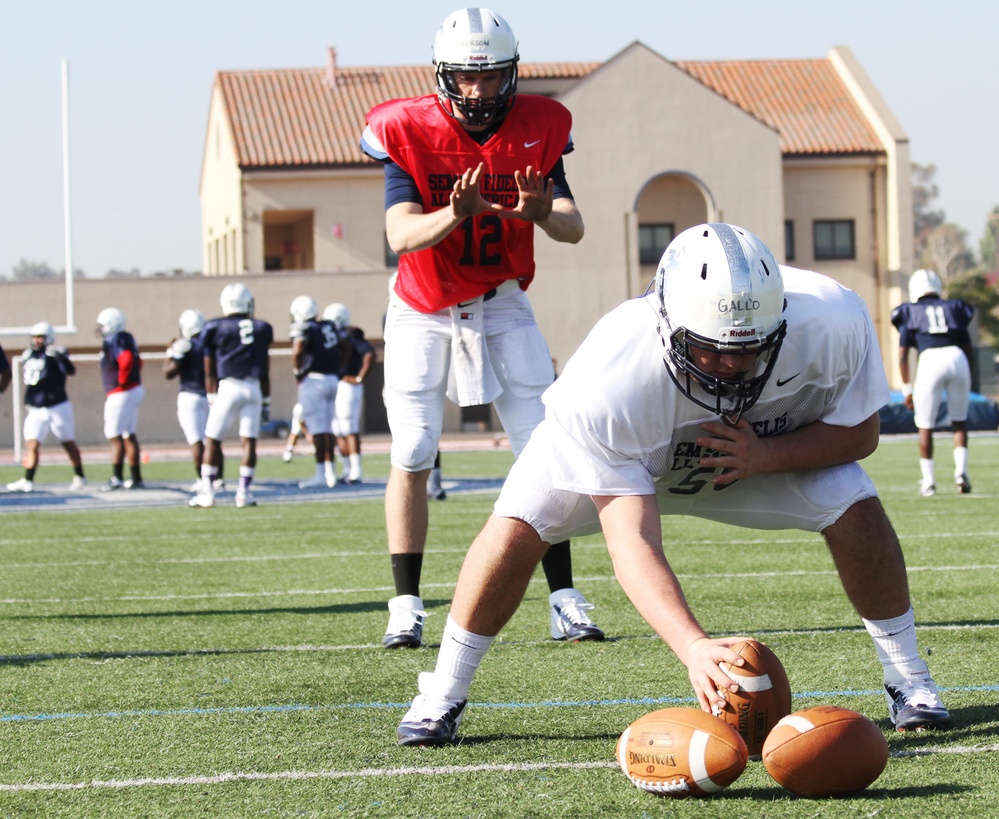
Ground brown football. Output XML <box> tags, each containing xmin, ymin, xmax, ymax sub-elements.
<box><xmin>616</xmin><ymin>707</ymin><xmax>748</xmax><ymax>798</ymax></box>
<box><xmin>714</xmin><ymin>638</ymin><xmax>793</xmax><ymax>759</ymax></box>
<box><xmin>762</xmin><ymin>705</ymin><xmax>889</xmax><ymax>797</ymax></box>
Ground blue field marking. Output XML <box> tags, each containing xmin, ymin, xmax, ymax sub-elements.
<box><xmin>4</xmin><ymin>684</ymin><xmax>996</xmax><ymax>724</ymax></box>
<box><xmin>0</xmin><ymin>477</ymin><xmax>505</xmax><ymax>513</ymax></box>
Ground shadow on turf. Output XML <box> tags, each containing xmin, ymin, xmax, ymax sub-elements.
<box><xmin>735</xmin><ymin>783</ymin><xmax>973</xmax><ymax>800</ymax></box>
<box><xmin>5</xmin><ymin>597</ymin><xmax>456</xmax><ymax>624</ymax></box>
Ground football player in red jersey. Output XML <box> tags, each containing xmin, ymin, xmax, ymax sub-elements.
<box><xmin>361</xmin><ymin>8</ymin><xmax>602</xmax><ymax>650</ymax></box>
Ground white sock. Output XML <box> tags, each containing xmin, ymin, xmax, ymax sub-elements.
<box><xmin>349</xmin><ymin>453</ymin><xmax>362</xmax><ymax>477</ymax></box>
<box><xmin>431</xmin><ymin>616</ymin><xmax>495</xmax><ymax>697</ymax></box>
<box><xmin>954</xmin><ymin>446</ymin><xmax>968</xmax><ymax>477</ymax></box>
<box><xmin>200</xmin><ymin>464</ymin><xmax>217</xmax><ymax>496</ymax></box>
<box><xmin>863</xmin><ymin>607</ymin><xmax>927</xmax><ymax>682</ymax></box>
<box><xmin>919</xmin><ymin>458</ymin><xmax>934</xmax><ymax>486</ymax></box>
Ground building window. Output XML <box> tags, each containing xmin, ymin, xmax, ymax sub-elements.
<box><xmin>784</xmin><ymin>220</ymin><xmax>795</xmax><ymax>262</ymax></box>
<box><xmin>639</xmin><ymin>223</ymin><xmax>675</xmax><ymax>265</ymax></box>
<box><xmin>813</xmin><ymin>220</ymin><xmax>855</xmax><ymax>260</ymax></box>
<box><xmin>384</xmin><ymin>234</ymin><xmax>400</xmax><ymax>267</ymax></box>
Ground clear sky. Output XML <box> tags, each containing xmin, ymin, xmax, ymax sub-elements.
<box><xmin>1</xmin><ymin>0</ymin><xmax>995</xmax><ymax>280</ymax></box>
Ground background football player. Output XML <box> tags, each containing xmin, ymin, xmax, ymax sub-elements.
<box><xmin>891</xmin><ymin>268</ymin><xmax>975</xmax><ymax>496</ymax></box>
<box><xmin>96</xmin><ymin>307</ymin><xmax>144</xmax><ymax>490</ymax></box>
<box><xmin>191</xmin><ymin>284</ymin><xmax>273</xmax><ymax>509</ymax></box>
<box><xmin>6</xmin><ymin>322</ymin><xmax>87</xmax><ymax>493</ymax></box>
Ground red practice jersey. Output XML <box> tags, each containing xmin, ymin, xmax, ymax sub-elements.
<box><xmin>364</xmin><ymin>94</ymin><xmax>573</xmax><ymax>313</ymax></box>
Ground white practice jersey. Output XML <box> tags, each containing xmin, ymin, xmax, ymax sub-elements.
<box><xmin>541</xmin><ymin>267</ymin><xmax>889</xmax><ymax>498</ymax></box>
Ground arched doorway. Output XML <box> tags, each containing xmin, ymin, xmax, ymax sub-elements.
<box><xmin>629</xmin><ymin>173</ymin><xmax>713</xmax><ymax>295</ymax></box>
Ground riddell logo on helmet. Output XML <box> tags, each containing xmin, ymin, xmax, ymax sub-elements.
<box><xmin>726</xmin><ymin>328</ymin><xmax>759</xmax><ymax>338</ymax></box>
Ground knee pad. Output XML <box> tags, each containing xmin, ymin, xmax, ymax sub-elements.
<box><xmin>390</xmin><ymin>426</ymin><xmax>439</xmax><ymax>472</ymax></box>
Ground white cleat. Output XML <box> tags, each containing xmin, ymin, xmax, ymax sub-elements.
<box><xmin>299</xmin><ymin>474</ymin><xmax>328</xmax><ymax>490</ymax></box>
<box><xmin>6</xmin><ymin>478</ymin><xmax>33</xmax><ymax>493</ymax></box>
<box><xmin>189</xmin><ymin>492</ymin><xmax>215</xmax><ymax>508</ymax></box>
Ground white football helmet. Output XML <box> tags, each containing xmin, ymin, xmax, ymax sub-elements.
<box><xmin>290</xmin><ymin>295</ymin><xmax>318</xmax><ymax>323</ymax></box>
<box><xmin>96</xmin><ymin>307</ymin><xmax>126</xmax><ymax>337</ymax></box>
<box><xmin>178</xmin><ymin>308</ymin><xmax>205</xmax><ymax>339</ymax></box>
<box><xmin>908</xmin><ymin>268</ymin><xmax>943</xmax><ymax>302</ymax></box>
<box><xmin>322</xmin><ymin>302</ymin><xmax>350</xmax><ymax>330</ymax></box>
<box><xmin>433</xmin><ymin>8</ymin><xmax>519</xmax><ymax>126</ymax></box>
<box><xmin>656</xmin><ymin>223</ymin><xmax>787</xmax><ymax>422</ymax></box>
<box><xmin>30</xmin><ymin>321</ymin><xmax>55</xmax><ymax>348</ymax></box>
<box><xmin>220</xmin><ymin>283</ymin><xmax>253</xmax><ymax>316</ymax></box>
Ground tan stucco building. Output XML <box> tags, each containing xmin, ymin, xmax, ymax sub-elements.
<box><xmin>1</xmin><ymin>42</ymin><xmax>914</xmax><ymax>447</ymax></box>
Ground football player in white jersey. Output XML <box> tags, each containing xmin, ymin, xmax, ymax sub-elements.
<box><xmin>396</xmin><ymin>223</ymin><xmax>951</xmax><ymax>747</ymax></box>
<box><xmin>891</xmin><ymin>269</ymin><xmax>975</xmax><ymax>496</ymax></box>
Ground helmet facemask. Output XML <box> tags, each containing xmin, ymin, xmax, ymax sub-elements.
<box><xmin>662</xmin><ymin>317</ymin><xmax>786</xmax><ymax>424</ymax></box>
<box><xmin>656</xmin><ymin>223</ymin><xmax>788</xmax><ymax>425</ymax></box>
<box><xmin>436</xmin><ymin>62</ymin><xmax>518</xmax><ymax>127</ymax></box>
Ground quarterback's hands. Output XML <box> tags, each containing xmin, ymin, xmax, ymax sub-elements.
<box><xmin>903</xmin><ymin>394</ymin><xmax>914</xmax><ymax>412</ymax></box>
<box><xmin>683</xmin><ymin>636</ymin><xmax>747</xmax><ymax>713</ymax></box>
<box><xmin>499</xmin><ymin>166</ymin><xmax>554</xmax><ymax>223</ymax></box>
<box><xmin>449</xmin><ymin>162</ymin><xmax>501</xmax><ymax>220</ymax></box>
<box><xmin>696</xmin><ymin>418</ymin><xmax>768</xmax><ymax>484</ymax></box>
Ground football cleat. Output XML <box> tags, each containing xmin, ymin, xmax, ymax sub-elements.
<box><xmin>100</xmin><ymin>476</ymin><xmax>124</xmax><ymax>492</ymax></box>
<box><xmin>383</xmin><ymin>594</ymin><xmax>426</xmax><ymax>649</ymax></box>
<box><xmin>550</xmin><ymin>589</ymin><xmax>605</xmax><ymax>642</ymax></box>
<box><xmin>6</xmin><ymin>478</ymin><xmax>33</xmax><ymax>493</ymax></box>
<box><xmin>123</xmin><ymin>479</ymin><xmax>145</xmax><ymax>490</ymax></box>
<box><xmin>325</xmin><ymin>471</ymin><xmax>339</xmax><ymax>488</ymax></box>
<box><xmin>397</xmin><ymin>672</ymin><xmax>468</xmax><ymax>746</ymax></box>
<box><xmin>885</xmin><ymin>675</ymin><xmax>951</xmax><ymax>732</ymax></box>
<box><xmin>235</xmin><ymin>490</ymin><xmax>257</xmax><ymax>508</ymax></box>
<box><xmin>188</xmin><ymin>480</ymin><xmax>203</xmax><ymax>493</ymax></box>
<box><xmin>299</xmin><ymin>474</ymin><xmax>327</xmax><ymax>490</ymax></box>
<box><xmin>69</xmin><ymin>476</ymin><xmax>87</xmax><ymax>491</ymax></box>
<box><xmin>919</xmin><ymin>483</ymin><xmax>936</xmax><ymax>497</ymax></box>
<box><xmin>213</xmin><ymin>478</ymin><xmax>226</xmax><ymax>492</ymax></box>
<box><xmin>956</xmin><ymin>474</ymin><xmax>971</xmax><ymax>494</ymax></box>
<box><xmin>189</xmin><ymin>492</ymin><xmax>215</xmax><ymax>508</ymax></box>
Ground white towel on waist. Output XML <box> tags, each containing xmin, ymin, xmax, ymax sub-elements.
<box><xmin>447</xmin><ymin>296</ymin><xmax>502</xmax><ymax>407</ymax></box>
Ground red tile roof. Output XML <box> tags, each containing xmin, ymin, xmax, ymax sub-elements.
<box><xmin>216</xmin><ymin>51</ymin><xmax>882</xmax><ymax>170</ymax></box>
<box><xmin>676</xmin><ymin>58</ymin><xmax>883</xmax><ymax>155</ymax></box>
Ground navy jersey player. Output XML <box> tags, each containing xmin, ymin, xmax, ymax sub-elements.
<box><xmin>289</xmin><ymin>295</ymin><xmax>347</xmax><ymax>490</ymax></box>
<box><xmin>190</xmin><ymin>284</ymin><xmax>273</xmax><ymax>509</ymax></box>
<box><xmin>0</xmin><ymin>342</ymin><xmax>11</xmax><ymax>395</ymax></box>
<box><xmin>396</xmin><ymin>224</ymin><xmax>950</xmax><ymax>747</ymax></box>
<box><xmin>360</xmin><ymin>7</ymin><xmax>600</xmax><ymax>649</ymax></box>
<box><xmin>96</xmin><ymin>307</ymin><xmax>145</xmax><ymax>490</ymax></box>
<box><xmin>325</xmin><ymin>303</ymin><xmax>374</xmax><ymax>484</ymax></box>
<box><xmin>164</xmin><ymin>309</ymin><xmax>224</xmax><ymax>492</ymax></box>
<box><xmin>891</xmin><ymin>268</ymin><xmax>975</xmax><ymax>496</ymax></box>
<box><xmin>6</xmin><ymin>323</ymin><xmax>87</xmax><ymax>493</ymax></box>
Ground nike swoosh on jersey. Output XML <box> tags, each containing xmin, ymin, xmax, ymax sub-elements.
<box><xmin>776</xmin><ymin>373</ymin><xmax>801</xmax><ymax>387</ymax></box>
<box><xmin>457</xmin><ymin>300</ymin><xmax>477</xmax><ymax>308</ymax></box>
<box><xmin>524</xmin><ymin>139</ymin><xmax>541</xmax><ymax>148</ymax></box>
